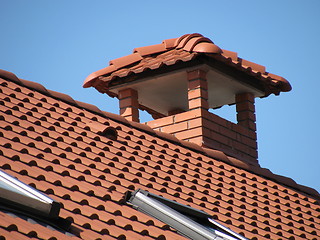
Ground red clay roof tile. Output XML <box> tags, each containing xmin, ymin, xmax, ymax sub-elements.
<box><xmin>83</xmin><ymin>34</ymin><xmax>291</xmax><ymax>97</ymax></box>
<box><xmin>162</xmin><ymin>37</ymin><xmax>178</xmax><ymax>49</ymax></box>
<box><xmin>1</xmin><ymin>71</ymin><xmax>319</xmax><ymax>240</ymax></box>
<box><xmin>133</xmin><ymin>43</ymin><xmax>167</xmax><ymax>57</ymax></box>
<box><xmin>0</xmin><ymin>69</ymin><xmax>21</xmax><ymax>84</ymax></box>
<box><xmin>110</xmin><ymin>53</ymin><xmax>143</xmax><ymax>70</ymax></box>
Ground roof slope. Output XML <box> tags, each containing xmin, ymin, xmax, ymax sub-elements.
<box><xmin>83</xmin><ymin>33</ymin><xmax>291</xmax><ymax>97</ymax></box>
<box><xmin>0</xmin><ymin>69</ymin><xmax>319</xmax><ymax>240</ymax></box>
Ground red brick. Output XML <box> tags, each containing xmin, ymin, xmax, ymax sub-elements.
<box><xmin>189</xmin><ymin>98</ymin><xmax>209</xmax><ymax>110</ymax></box>
<box><xmin>174</xmin><ymin>109</ymin><xmax>203</xmax><ymax>123</ymax></box>
<box><xmin>202</xmin><ymin>137</ymin><xmax>222</xmax><ymax>150</ymax></box>
<box><xmin>210</xmin><ymin>131</ymin><xmax>230</xmax><ymax>146</ymax></box>
<box><xmin>188</xmin><ymin>88</ymin><xmax>208</xmax><ymax>100</ymax></box>
<box><xmin>233</xmin><ymin>141</ymin><xmax>251</xmax><ymax>155</ymax></box>
<box><xmin>236</xmin><ymin>101</ymin><xmax>255</xmax><ymax>112</ymax></box>
<box><xmin>235</xmin><ymin>133</ymin><xmax>242</xmax><ymax>141</ymax></box>
<box><xmin>120</xmin><ymin>107</ymin><xmax>131</xmax><ymax>116</ymax></box>
<box><xmin>119</xmin><ymin>97</ymin><xmax>138</xmax><ymax>108</ymax></box>
<box><xmin>237</xmin><ymin>119</ymin><xmax>256</xmax><ymax>131</ymax></box>
<box><xmin>247</xmin><ymin>121</ymin><xmax>257</xmax><ymax>131</ymax></box>
<box><xmin>188</xmin><ymin>118</ymin><xmax>203</xmax><ymax>129</ymax></box>
<box><xmin>120</xmin><ymin>107</ymin><xmax>139</xmax><ymax>122</ymax></box>
<box><xmin>236</xmin><ymin>111</ymin><xmax>256</xmax><ymax>122</ymax></box>
<box><xmin>219</xmin><ymin>126</ymin><xmax>237</xmax><ymax>140</ymax></box>
<box><xmin>147</xmin><ymin>116</ymin><xmax>174</xmax><ymax>128</ymax></box>
<box><xmin>247</xmin><ymin>147</ymin><xmax>258</xmax><ymax>159</ymax></box>
<box><xmin>202</xmin><ymin>118</ymin><xmax>220</xmax><ymax>132</ymax></box>
<box><xmin>187</xmin><ymin>69</ymin><xmax>207</xmax><ymax>81</ymax></box>
<box><xmin>241</xmin><ymin>135</ymin><xmax>257</xmax><ymax>148</ymax></box>
<box><xmin>175</xmin><ymin>127</ymin><xmax>203</xmax><ymax>140</ymax></box>
<box><xmin>118</xmin><ymin>88</ymin><xmax>139</xmax><ymax>122</ymax></box>
<box><xmin>162</xmin><ymin>122</ymin><xmax>188</xmax><ymax>134</ymax></box>
<box><xmin>232</xmin><ymin>124</ymin><xmax>249</xmax><ymax>136</ymax></box>
<box><xmin>188</xmin><ymin>79</ymin><xmax>208</xmax><ymax>90</ymax></box>
<box><xmin>206</xmin><ymin>111</ymin><xmax>229</xmax><ymax>127</ymax></box>
<box><xmin>248</xmin><ymin>129</ymin><xmax>257</xmax><ymax>139</ymax></box>
<box><xmin>202</xmin><ymin>127</ymin><xmax>212</xmax><ymax>138</ymax></box>
<box><xmin>187</xmin><ymin>136</ymin><xmax>205</xmax><ymax>145</ymax></box>
<box><xmin>118</xmin><ymin>88</ymin><xmax>138</xmax><ymax>99</ymax></box>
<box><xmin>235</xmin><ymin>92</ymin><xmax>255</xmax><ymax>103</ymax></box>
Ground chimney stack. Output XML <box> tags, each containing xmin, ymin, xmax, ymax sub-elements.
<box><xmin>84</xmin><ymin>33</ymin><xmax>291</xmax><ymax>166</ymax></box>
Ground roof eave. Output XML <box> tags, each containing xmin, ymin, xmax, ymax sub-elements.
<box><xmin>87</xmin><ymin>54</ymin><xmax>290</xmax><ymax>97</ymax></box>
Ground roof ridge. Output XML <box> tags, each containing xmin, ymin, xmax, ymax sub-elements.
<box><xmin>1</xmin><ymin>69</ymin><xmax>318</xmax><ymax>199</ymax></box>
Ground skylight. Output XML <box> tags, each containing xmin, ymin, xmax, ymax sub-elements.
<box><xmin>126</xmin><ymin>189</ymin><xmax>248</xmax><ymax>240</ymax></box>
<box><xmin>0</xmin><ymin>170</ymin><xmax>60</xmax><ymax>219</ymax></box>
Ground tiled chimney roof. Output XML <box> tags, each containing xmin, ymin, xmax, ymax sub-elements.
<box><xmin>83</xmin><ymin>33</ymin><xmax>291</xmax><ymax>95</ymax></box>
<box><xmin>0</xmin><ymin>69</ymin><xmax>319</xmax><ymax>240</ymax></box>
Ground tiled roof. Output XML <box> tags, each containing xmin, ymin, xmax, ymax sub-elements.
<box><xmin>83</xmin><ymin>33</ymin><xmax>291</xmax><ymax>96</ymax></box>
<box><xmin>0</xmin><ymin>69</ymin><xmax>319</xmax><ymax>240</ymax></box>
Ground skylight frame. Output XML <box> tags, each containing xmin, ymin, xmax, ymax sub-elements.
<box><xmin>126</xmin><ymin>189</ymin><xmax>248</xmax><ymax>240</ymax></box>
<box><xmin>0</xmin><ymin>170</ymin><xmax>60</xmax><ymax>219</ymax></box>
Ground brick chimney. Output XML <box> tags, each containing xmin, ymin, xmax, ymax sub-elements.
<box><xmin>145</xmin><ymin>69</ymin><xmax>258</xmax><ymax>165</ymax></box>
<box><xmin>84</xmin><ymin>33</ymin><xmax>291</xmax><ymax>166</ymax></box>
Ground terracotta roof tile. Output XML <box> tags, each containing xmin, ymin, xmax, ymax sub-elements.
<box><xmin>1</xmin><ymin>70</ymin><xmax>319</xmax><ymax>239</ymax></box>
<box><xmin>83</xmin><ymin>33</ymin><xmax>291</xmax><ymax>96</ymax></box>
<box><xmin>110</xmin><ymin>53</ymin><xmax>143</xmax><ymax>70</ymax></box>
<box><xmin>133</xmin><ymin>43</ymin><xmax>167</xmax><ymax>57</ymax></box>
<box><xmin>0</xmin><ymin>211</ymin><xmax>78</xmax><ymax>240</ymax></box>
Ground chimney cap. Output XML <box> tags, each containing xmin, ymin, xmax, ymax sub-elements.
<box><xmin>84</xmin><ymin>33</ymin><xmax>291</xmax><ymax>95</ymax></box>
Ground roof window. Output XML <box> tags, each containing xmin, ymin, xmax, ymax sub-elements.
<box><xmin>125</xmin><ymin>189</ymin><xmax>247</xmax><ymax>240</ymax></box>
<box><xmin>0</xmin><ymin>170</ymin><xmax>70</xmax><ymax>231</ymax></box>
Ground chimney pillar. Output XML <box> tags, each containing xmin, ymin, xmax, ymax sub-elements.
<box><xmin>119</xmin><ymin>88</ymin><xmax>140</xmax><ymax>122</ymax></box>
<box><xmin>236</xmin><ymin>93</ymin><xmax>256</xmax><ymax>131</ymax></box>
<box><xmin>187</xmin><ymin>69</ymin><xmax>209</xmax><ymax>111</ymax></box>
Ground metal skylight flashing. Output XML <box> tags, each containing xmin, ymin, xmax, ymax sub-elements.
<box><xmin>0</xmin><ymin>170</ymin><xmax>60</xmax><ymax>219</ymax></box>
<box><xmin>126</xmin><ymin>189</ymin><xmax>247</xmax><ymax>240</ymax></box>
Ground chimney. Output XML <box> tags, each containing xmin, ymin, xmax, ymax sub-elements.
<box><xmin>84</xmin><ymin>33</ymin><xmax>291</xmax><ymax>166</ymax></box>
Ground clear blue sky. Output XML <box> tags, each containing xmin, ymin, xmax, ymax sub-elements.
<box><xmin>1</xmin><ymin>1</ymin><xmax>319</xmax><ymax>193</ymax></box>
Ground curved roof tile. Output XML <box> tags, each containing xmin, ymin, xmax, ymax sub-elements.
<box><xmin>133</xmin><ymin>43</ymin><xmax>167</xmax><ymax>57</ymax></box>
<box><xmin>0</xmin><ymin>69</ymin><xmax>21</xmax><ymax>84</ymax></box>
<box><xmin>162</xmin><ymin>37</ymin><xmax>177</xmax><ymax>49</ymax></box>
<box><xmin>175</xmin><ymin>33</ymin><xmax>205</xmax><ymax>49</ymax></box>
<box><xmin>193</xmin><ymin>42</ymin><xmax>222</xmax><ymax>53</ymax></box>
<box><xmin>83</xmin><ymin>33</ymin><xmax>292</xmax><ymax>95</ymax></box>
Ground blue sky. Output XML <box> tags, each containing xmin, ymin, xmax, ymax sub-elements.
<box><xmin>1</xmin><ymin>1</ymin><xmax>319</xmax><ymax>193</ymax></box>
